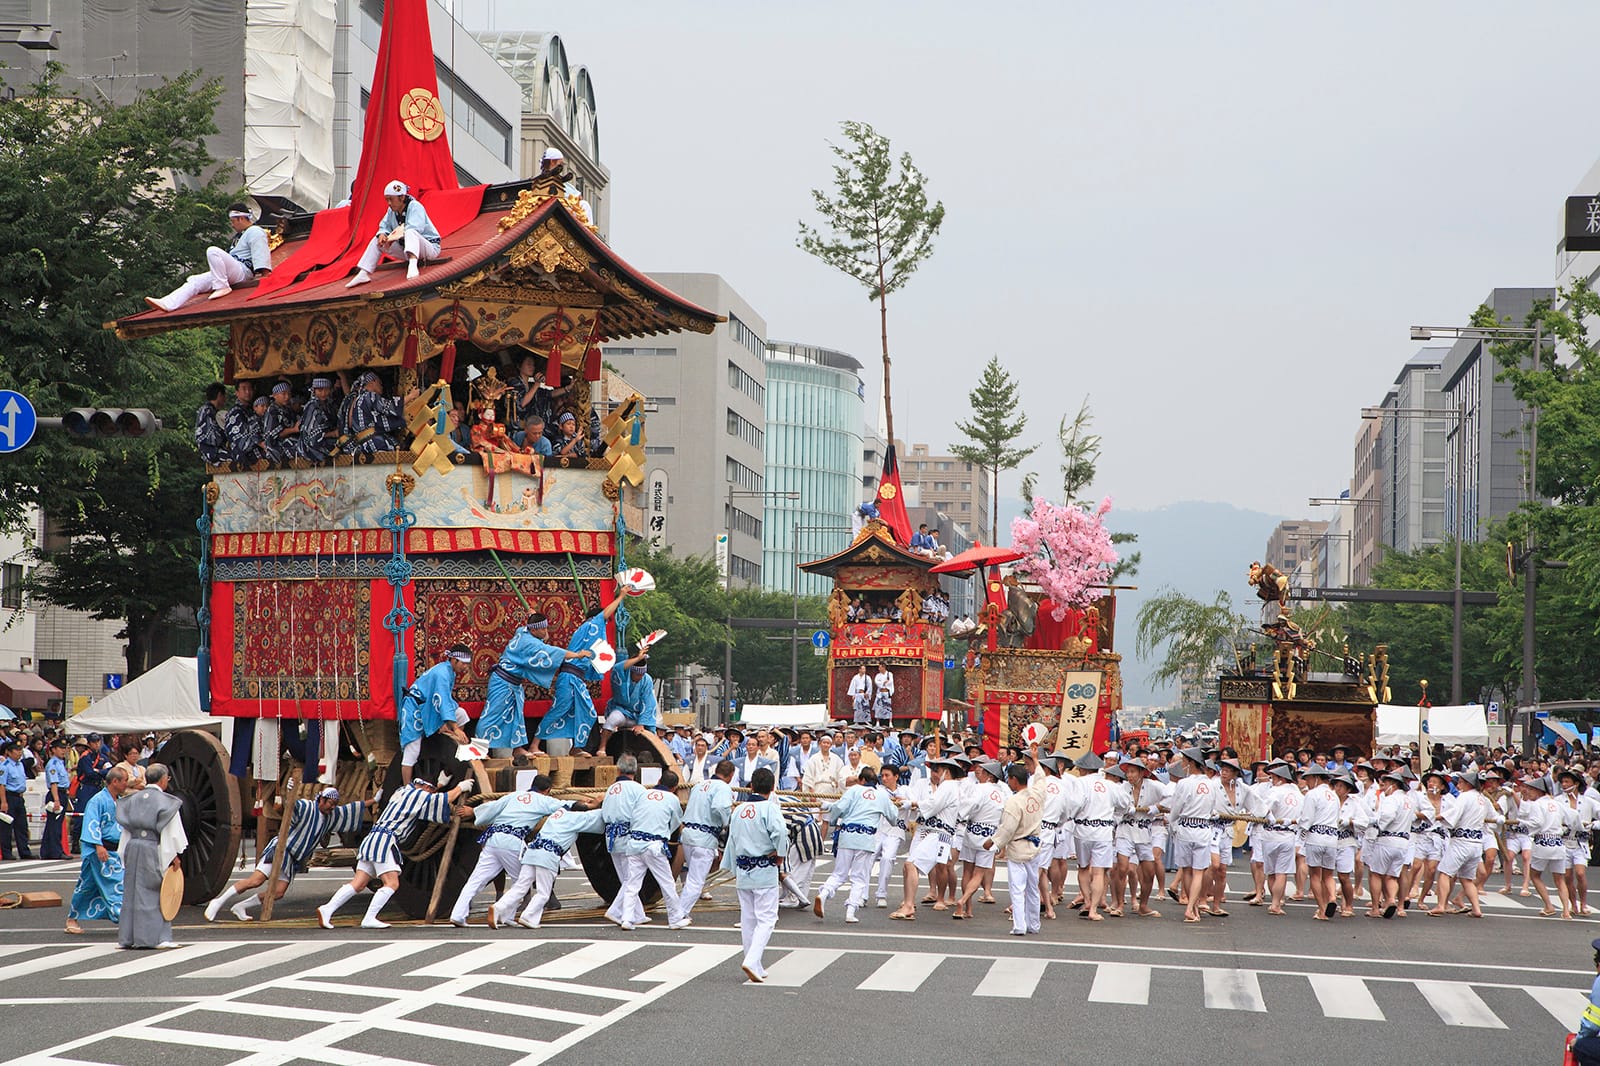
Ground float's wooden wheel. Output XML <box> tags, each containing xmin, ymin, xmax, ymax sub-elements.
<box><xmin>153</xmin><ymin>730</ymin><xmax>242</xmax><ymax>905</ymax></box>
<box><xmin>576</xmin><ymin>831</ymin><xmax>662</xmax><ymax>907</ymax></box>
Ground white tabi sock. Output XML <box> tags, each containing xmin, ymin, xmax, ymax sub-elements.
<box><xmin>325</xmin><ymin>884</ymin><xmax>358</xmax><ymax>915</ymax></box>
<box><xmin>235</xmin><ymin>891</ymin><xmax>261</xmax><ymax>913</ymax></box>
<box><xmin>364</xmin><ymin>886</ymin><xmax>395</xmax><ymax>924</ymax></box>
<box><xmin>211</xmin><ymin>887</ymin><xmax>238</xmax><ymax>907</ymax></box>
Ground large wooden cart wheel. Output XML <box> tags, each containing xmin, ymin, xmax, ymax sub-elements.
<box><xmin>576</xmin><ymin>831</ymin><xmax>662</xmax><ymax>907</ymax></box>
<box><xmin>602</xmin><ymin>729</ymin><xmax>683</xmax><ymax>775</ymax></box>
<box><xmin>154</xmin><ymin>730</ymin><xmax>242</xmax><ymax>905</ymax></box>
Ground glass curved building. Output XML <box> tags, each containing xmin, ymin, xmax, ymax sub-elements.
<box><xmin>763</xmin><ymin>342</ymin><xmax>866</xmax><ymax>597</ymax></box>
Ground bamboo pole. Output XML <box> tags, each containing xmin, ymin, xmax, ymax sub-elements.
<box><xmin>424</xmin><ymin>814</ymin><xmax>463</xmax><ymax>923</ymax></box>
<box><xmin>258</xmin><ymin>765</ymin><xmax>297</xmax><ymax>922</ymax></box>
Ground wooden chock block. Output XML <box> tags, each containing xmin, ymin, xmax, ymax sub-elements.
<box><xmin>19</xmin><ymin>891</ymin><xmax>62</xmax><ymax>908</ymax></box>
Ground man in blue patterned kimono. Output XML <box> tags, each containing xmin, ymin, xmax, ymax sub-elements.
<box><xmin>596</xmin><ymin>652</ymin><xmax>657</xmax><ymax>753</ymax></box>
<box><xmin>261</xmin><ymin>382</ymin><xmax>300</xmax><ymax>463</ymax></box>
<box><xmin>343</xmin><ymin>371</ymin><xmax>403</xmax><ymax>457</ymax></box>
<box><xmin>294</xmin><ymin>377</ymin><xmax>338</xmax><ymax>463</ymax></box>
<box><xmin>474</xmin><ymin>613</ymin><xmax>586</xmax><ymax>760</ymax></box>
<box><xmin>531</xmin><ymin>595</ymin><xmax>625</xmax><ymax>755</ymax></box>
<box><xmin>223</xmin><ymin>384</ymin><xmax>269</xmax><ymax>466</ymax></box>
<box><xmin>203</xmin><ymin>787</ymin><xmax>366</xmax><ymax>921</ymax></box>
<box><xmin>194</xmin><ymin>382</ymin><xmax>229</xmax><ymax>465</ymax></box>
<box><xmin>65</xmin><ymin>765</ymin><xmax>128</xmax><ymax>935</ymax></box>
<box><xmin>398</xmin><ymin>644</ymin><xmax>474</xmax><ymax>785</ymax></box>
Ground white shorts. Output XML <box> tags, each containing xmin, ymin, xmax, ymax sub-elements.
<box><xmin>1151</xmin><ymin>826</ymin><xmax>1168</xmax><ymax>852</ymax></box>
<box><xmin>1077</xmin><ymin>838</ymin><xmax>1115</xmax><ymax>870</ymax></box>
<box><xmin>1211</xmin><ymin>832</ymin><xmax>1233</xmax><ymax>867</ymax></box>
<box><xmin>1413</xmin><ymin>832</ymin><xmax>1444</xmax><ymax>862</ymax></box>
<box><xmin>1506</xmin><ymin>832</ymin><xmax>1531</xmax><ymax>855</ymax></box>
<box><xmin>356</xmin><ymin>857</ymin><xmax>402</xmax><ymax>879</ymax></box>
<box><xmin>1054</xmin><ymin>826</ymin><xmax>1072</xmax><ymax>853</ymax></box>
<box><xmin>907</xmin><ymin>832</ymin><xmax>948</xmax><ymax>875</ymax></box>
<box><xmin>1116</xmin><ymin>838</ymin><xmax>1155</xmax><ymax>864</ymax></box>
<box><xmin>1533</xmin><ymin>851</ymin><xmax>1569</xmax><ymax>875</ymax></box>
<box><xmin>1439</xmin><ymin>840</ymin><xmax>1482</xmax><ymax>880</ymax></box>
<box><xmin>1259</xmin><ymin>833</ymin><xmax>1297</xmax><ymax>876</ymax></box>
<box><xmin>1304</xmin><ymin>844</ymin><xmax>1339</xmax><ymax>870</ymax></box>
<box><xmin>1335</xmin><ymin>847</ymin><xmax>1356</xmax><ymax>875</ymax></box>
<box><xmin>1567</xmin><ymin>846</ymin><xmax>1588</xmax><ymax>870</ymax></box>
<box><xmin>253</xmin><ymin>857</ymin><xmax>297</xmax><ymax>885</ymax></box>
<box><xmin>1170</xmin><ymin>837</ymin><xmax>1212</xmax><ymax>871</ymax></box>
<box><xmin>960</xmin><ymin>842</ymin><xmax>996</xmax><ymax>869</ymax></box>
<box><xmin>1366</xmin><ymin>840</ymin><xmax>1407</xmax><ymax>878</ymax></box>
<box><xmin>602</xmin><ymin>708</ymin><xmax>639</xmax><ymax>731</ymax></box>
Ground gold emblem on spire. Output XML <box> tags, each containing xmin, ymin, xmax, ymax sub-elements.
<box><xmin>400</xmin><ymin>88</ymin><xmax>445</xmax><ymax>142</ymax></box>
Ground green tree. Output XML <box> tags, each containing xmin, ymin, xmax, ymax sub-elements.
<box><xmin>1134</xmin><ymin>589</ymin><xmax>1255</xmax><ymax>708</ymax></box>
<box><xmin>1021</xmin><ymin>396</ymin><xmax>1140</xmax><ymax>580</ymax></box>
<box><xmin>798</xmin><ymin>120</ymin><xmax>944</xmax><ymax>445</ymax></box>
<box><xmin>617</xmin><ymin>538</ymin><xmax>731</xmax><ymax>682</ymax></box>
<box><xmin>726</xmin><ymin>586</ymin><xmax>830</xmax><ymax>704</ymax></box>
<box><xmin>950</xmin><ymin>356</ymin><xmax>1036</xmax><ymax>543</ymax></box>
<box><xmin>0</xmin><ymin>64</ymin><xmax>235</xmax><ymax>678</ymax></box>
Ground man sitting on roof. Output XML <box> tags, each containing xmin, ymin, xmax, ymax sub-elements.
<box><xmin>346</xmin><ymin>180</ymin><xmax>441</xmax><ymax>287</ymax></box>
<box><xmin>145</xmin><ymin>203</ymin><xmax>273</xmax><ymax>312</ymax></box>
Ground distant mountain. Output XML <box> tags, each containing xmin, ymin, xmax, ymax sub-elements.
<box><xmin>996</xmin><ymin>498</ymin><xmax>1286</xmax><ymax>707</ymax></box>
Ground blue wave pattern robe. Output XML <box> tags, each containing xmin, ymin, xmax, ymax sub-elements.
<box><xmin>605</xmin><ymin>665</ymin><xmax>658</xmax><ymax>730</ymax></box>
<box><xmin>535</xmin><ymin>609</ymin><xmax>609</xmax><ymax>748</ymax></box>
<box><xmin>476</xmin><ymin>630</ymin><xmax>564</xmax><ymax>750</ymax></box>
<box><xmin>70</xmin><ymin>788</ymin><xmax>123</xmax><ymax>922</ymax></box>
<box><xmin>399</xmin><ymin>661</ymin><xmax>461</xmax><ymax>750</ymax></box>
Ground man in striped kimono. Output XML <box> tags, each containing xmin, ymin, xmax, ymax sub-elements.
<box><xmin>204</xmin><ymin>787</ymin><xmax>367</xmax><ymax>921</ymax></box>
<box><xmin>317</xmin><ymin>775</ymin><xmax>474</xmax><ymax>930</ymax></box>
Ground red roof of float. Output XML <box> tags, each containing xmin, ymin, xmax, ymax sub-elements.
<box><xmin>109</xmin><ymin>188</ymin><xmax>721</xmax><ymax>341</ymax></box>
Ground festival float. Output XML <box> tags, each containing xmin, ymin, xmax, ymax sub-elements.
<box><xmin>1216</xmin><ymin>560</ymin><xmax>1388</xmax><ymax>761</ymax></box>
<box><xmin>951</xmin><ymin>498</ymin><xmax>1125</xmax><ymax>762</ymax></box>
<box><xmin>799</xmin><ymin>518</ymin><xmax>947</xmax><ymax>725</ymax></box>
<box><xmin>106</xmin><ymin>0</ymin><xmax>718</xmax><ymax>916</ymax></box>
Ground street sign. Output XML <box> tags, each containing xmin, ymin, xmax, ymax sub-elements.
<box><xmin>728</xmin><ymin>699</ymin><xmax>737</xmax><ymax>709</ymax></box>
<box><xmin>1488</xmin><ymin>701</ymin><xmax>1499</xmax><ymax>725</ymax></box>
<box><xmin>679</xmin><ymin>697</ymin><xmax>690</xmax><ymax>709</ymax></box>
<box><xmin>104</xmin><ymin>673</ymin><xmax>124</xmax><ymax>690</ymax></box>
<box><xmin>0</xmin><ymin>391</ymin><xmax>38</xmax><ymax>453</ymax></box>
<box><xmin>1535</xmin><ymin>709</ymin><xmax>1550</xmax><ymax>719</ymax></box>
<box><xmin>813</xmin><ymin>646</ymin><xmax>826</xmax><ymax>657</ymax></box>
<box><xmin>944</xmin><ymin>658</ymin><xmax>956</xmax><ymax>669</ymax></box>
<box><xmin>810</xmin><ymin>630</ymin><xmax>830</xmax><ymax>649</ymax></box>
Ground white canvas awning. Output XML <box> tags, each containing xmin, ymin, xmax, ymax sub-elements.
<box><xmin>736</xmin><ymin>704</ymin><xmax>831</xmax><ymax>729</ymax></box>
<box><xmin>1374</xmin><ymin>704</ymin><xmax>1489</xmax><ymax>747</ymax></box>
<box><xmin>64</xmin><ymin>658</ymin><xmax>223</xmax><ymax>739</ymax></box>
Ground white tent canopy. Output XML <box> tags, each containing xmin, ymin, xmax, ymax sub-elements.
<box><xmin>64</xmin><ymin>657</ymin><xmax>222</xmax><ymax>738</ymax></box>
<box><xmin>1374</xmin><ymin>703</ymin><xmax>1490</xmax><ymax>747</ymax></box>
<box><xmin>736</xmin><ymin>704</ymin><xmax>831</xmax><ymax>729</ymax></box>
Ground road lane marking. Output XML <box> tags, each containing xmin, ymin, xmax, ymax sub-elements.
<box><xmin>0</xmin><ymin>945</ymin><xmax>118</xmax><ymax>982</ymax></box>
<box><xmin>1088</xmin><ymin>962</ymin><xmax>1151</xmax><ymax>1005</ymax></box>
<box><xmin>1526</xmin><ymin>986</ymin><xmax>1590</xmax><ymax>1031</ymax></box>
<box><xmin>520</xmin><ymin>940</ymin><xmax>638</xmax><ymax>979</ymax></box>
<box><xmin>1308</xmin><ymin>974</ymin><xmax>1386</xmax><ymax>1020</ymax></box>
<box><xmin>1202</xmin><ymin>968</ymin><xmax>1266</xmax><ymax>1012</ymax></box>
<box><xmin>973</xmin><ymin>957</ymin><xmax>1048</xmax><ymax>997</ymax></box>
<box><xmin>67</xmin><ymin>941</ymin><xmax>236</xmax><ymax>980</ymax></box>
<box><xmin>761</xmin><ymin>948</ymin><xmax>845</xmax><ymax>987</ymax></box>
<box><xmin>856</xmin><ymin>952</ymin><xmax>943</xmax><ymax>992</ymax></box>
<box><xmin>1416</xmin><ymin>980</ymin><xmax>1507</xmax><ymax>1028</ymax></box>
<box><xmin>407</xmin><ymin>940</ymin><xmax>529</xmax><ymax>978</ymax></box>
<box><xmin>631</xmin><ymin>944</ymin><xmax>741</xmax><ymax>983</ymax></box>
<box><xmin>180</xmin><ymin>942</ymin><xmax>338</xmax><ymax>979</ymax></box>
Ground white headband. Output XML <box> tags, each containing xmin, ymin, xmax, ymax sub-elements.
<box><xmin>228</xmin><ymin>210</ymin><xmax>252</xmax><ymax>219</ymax></box>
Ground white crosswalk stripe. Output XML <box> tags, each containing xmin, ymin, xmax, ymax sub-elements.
<box><xmin>1088</xmin><ymin>961</ymin><xmax>1151</xmax><ymax>1005</ymax></box>
<box><xmin>1415</xmin><ymin>980</ymin><xmax>1509</xmax><ymax>1029</ymax></box>
<box><xmin>1202</xmin><ymin>968</ymin><xmax>1266</xmax><ymax>1012</ymax></box>
<box><xmin>857</xmin><ymin>951</ymin><xmax>943</xmax><ymax>992</ymax></box>
<box><xmin>1308</xmin><ymin>973</ymin><xmax>1386</xmax><ymax>1020</ymax></box>
<box><xmin>974</xmin><ymin>956</ymin><xmax>1048</xmax><ymax>997</ymax></box>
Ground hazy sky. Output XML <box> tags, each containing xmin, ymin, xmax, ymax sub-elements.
<box><xmin>459</xmin><ymin>0</ymin><xmax>1598</xmax><ymax>519</ymax></box>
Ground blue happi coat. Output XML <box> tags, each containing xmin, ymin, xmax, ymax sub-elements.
<box><xmin>475</xmin><ymin>629</ymin><xmax>565</xmax><ymax>749</ymax></box>
<box><xmin>399</xmin><ymin>660</ymin><xmax>461</xmax><ymax>749</ymax></box>
<box><xmin>535</xmin><ymin>609</ymin><xmax>608</xmax><ymax>747</ymax></box>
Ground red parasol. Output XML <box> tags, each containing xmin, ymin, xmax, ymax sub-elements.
<box><xmin>928</xmin><ymin>543</ymin><xmax>1027</xmax><ymax>575</ymax></box>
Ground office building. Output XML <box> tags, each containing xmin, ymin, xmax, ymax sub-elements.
<box><xmin>1557</xmin><ymin>157</ymin><xmax>1600</xmax><ymax>340</ymax></box>
<box><xmin>1309</xmin><ymin>504</ymin><xmax>1350</xmax><ymax>591</ymax></box>
<box><xmin>761</xmin><ymin>342</ymin><xmax>866</xmax><ymax>597</ymax></box>
<box><xmin>0</xmin><ymin>0</ymin><xmax>522</xmax><ymax>210</ymax></box>
<box><xmin>475</xmin><ymin>30</ymin><xmax>610</xmax><ymax>237</ymax></box>
<box><xmin>1381</xmin><ymin>349</ymin><xmax>1451</xmax><ymax>554</ymax></box>
<box><xmin>896</xmin><ymin>442</ymin><xmax>990</xmax><ymax>540</ymax></box>
<box><xmin>1440</xmin><ymin>287</ymin><xmax>1548</xmax><ymax>541</ymax></box>
<box><xmin>1349</xmin><ymin>413</ymin><xmax>1386</xmax><ymax>587</ymax></box>
<box><xmin>603</xmin><ymin>274</ymin><xmax>769</xmax><ymax>587</ymax></box>
<box><xmin>1263</xmin><ymin>519</ymin><xmax>1327</xmax><ymax>583</ymax></box>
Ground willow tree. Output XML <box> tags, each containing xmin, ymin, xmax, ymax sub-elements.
<box><xmin>798</xmin><ymin>120</ymin><xmax>944</xmax><ymax>444</ymax></box>
<box><xmin>1135</xmin><ymin>589</ymin><xmax>1255</xmax><ymax>704</ymax></box>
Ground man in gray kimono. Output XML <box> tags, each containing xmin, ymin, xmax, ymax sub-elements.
<box><xmin>114</xmin><ymin>762</ymin><xmax>187</xmax><ymax>950</ymax></box>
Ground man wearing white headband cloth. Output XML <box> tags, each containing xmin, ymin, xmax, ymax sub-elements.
<box><xmin>347</xmin><ymin>179</ymin><xmax>442</xmax><ymax>286</ymax></box>
<box><xmin>397</xmin><ymin>644</ymin><xmax>474</xmax><ymax>785</ymax></box>
<box><xmin>530</xmin><ymin>594</ymin><xmax>626</xmax><ymax>757</ymax></box>
<box><xmin>539</xmin><ymin>147</ymin><xmax>594</xmax><ymax>227</ymax></box>
<box><xmin>204</xmin><ymin>787</ymin><xmax>365</xmax><ymax>922</ymax></box>
<box><xmin>294</xmin><ymin>378</ymin><xmax>339</xmax><ymax>463</ymax></box>
<box><xmin>474</xmin><ymin>613</ymin><xmax>588</xmax><ymax>762</ymax></box>
<box><xmin>596</xmin><ymin>651</ymin><xmax>658</xmax><ymax>752</ymax></box>
<box><xmin>146</xmin><ymin>203</ymin><xmax>273</xmax><ymax>311</ymax></box>
<box><xmin>318</xmin><ymin>772</ymin><xmax>473</xmax><ymax>930</ymax></box>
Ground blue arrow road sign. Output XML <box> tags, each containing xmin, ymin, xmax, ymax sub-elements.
<box><xmin>0</xmin><ymin>391</ymin><xmax>37</xmax><ymax>453</ymax></box>
<box><xmin>944</xmin><ymin>658</ymin><xmax>956</xmax><ymax>669</ymax></box>
<box><xmin>811</xmin><ymin>630</ymin><xmax>830</xmax><ymax>649</ymax></box>
<box><xmin>679</xmin><ymin>697</ymin><xmax>690</xmax><ymax>709</ymax></box>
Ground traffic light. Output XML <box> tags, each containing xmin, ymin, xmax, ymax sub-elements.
<box><xmin>60</xmin><ymin>408</ymin><xmax>161</xmax><ymax>437</ymax></box>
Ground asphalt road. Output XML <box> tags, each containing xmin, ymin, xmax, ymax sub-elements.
<box><xmin>0</xmin><ymin>857</ymin><xmax>1591</xmax><ymax>1065</ymax></box>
